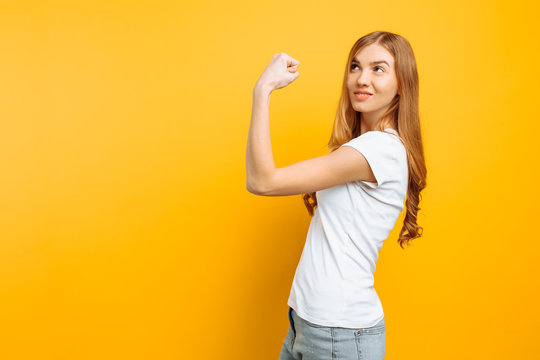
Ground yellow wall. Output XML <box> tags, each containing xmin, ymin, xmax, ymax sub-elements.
<box><xmin>0</xmin><ymin>0</ymin><xmax>538</xmax><ymax>359</ymax></box>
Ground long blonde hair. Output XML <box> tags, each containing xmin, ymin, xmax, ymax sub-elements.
<box><xmin>303</xmin><ymin>31</ymin><xmax>427</xmax><ymax>249</ymax></box>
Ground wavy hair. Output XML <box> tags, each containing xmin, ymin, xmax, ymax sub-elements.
<box><xmin>302</xmin><ymin>31</ymin><xmax>427</xmax><ymax>249</ymax></box>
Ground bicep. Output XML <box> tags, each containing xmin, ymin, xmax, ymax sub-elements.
<box><xmin>257</xmin><ymin>146</ymin><xmax>376</xmax><ymax>196</ymax></box>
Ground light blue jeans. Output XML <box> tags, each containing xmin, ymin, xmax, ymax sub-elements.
<box><xmin>279</xmin><ymin>307</ymin><xmax>386</xmax><ymax>360</ymax></box>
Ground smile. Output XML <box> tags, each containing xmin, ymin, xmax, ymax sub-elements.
<box><xmin>354</xmin><ymin>93</ymin><xmax>372</xmax><ymax>100</ymax></box>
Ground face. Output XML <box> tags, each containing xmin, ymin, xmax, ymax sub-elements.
<box><xmin>347</xmin><ymin>43</ymin><xmax>399</xmax><ymax>119</ymax></box>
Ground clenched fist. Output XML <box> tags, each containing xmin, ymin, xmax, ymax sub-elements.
<box><xmin>255</xmin><ymin>53</ymin><xmax>300</xmax><ymax>92</ymax></box>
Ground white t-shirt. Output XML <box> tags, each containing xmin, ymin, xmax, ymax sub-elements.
<box><xmin>287</xmin><ymin>128</ymin><xmax>408</xmax><ymax>328</ymax></box>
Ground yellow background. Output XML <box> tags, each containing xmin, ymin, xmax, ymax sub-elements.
<box><xmin>1</xmin><ymin>0</ymin><xmax>538</xmax><ymax>359</ymax></box>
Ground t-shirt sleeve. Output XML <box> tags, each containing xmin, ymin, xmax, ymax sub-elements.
<box><xmin>340</xmin><ymin>131</ymin><xmax>400</xmax><ymax>187</ymax></box>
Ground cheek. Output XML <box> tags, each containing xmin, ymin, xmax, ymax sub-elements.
<box><xmin>377</xmin><ymin>80</ymin><xmax>397</xmax><ymax>94</ymax></box>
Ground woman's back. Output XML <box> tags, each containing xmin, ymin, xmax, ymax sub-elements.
<box><xmin>287</xmin><ymin>128</ymin><xmax>408</xmax><ymax>328</ymax></box>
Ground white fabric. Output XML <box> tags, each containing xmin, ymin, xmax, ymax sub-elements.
<box><xmin>287</xmin><ymin>128</ymin><xmax>408</xmax><ymax>328</ymax></box>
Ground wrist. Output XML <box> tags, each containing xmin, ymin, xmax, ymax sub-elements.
<box><xmin>253</xmin><ymin>82</ymin><xmax>273</xmax><ymax>96</ymax></box>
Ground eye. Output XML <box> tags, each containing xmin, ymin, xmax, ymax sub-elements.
<box><xmin>350</xmin><ymin>64</ymin><xmax>385</xmax><ymax>73</ymax></box>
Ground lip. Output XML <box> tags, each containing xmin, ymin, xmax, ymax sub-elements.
<box><xmin>354</xmin><ymin>93</ymin><xmax>372</xmax><ymax>100</ymax></box>
<box><xmin>354</xmin><ymin>90</ymin><xmax>373</xmax><ymax>95</ymax></box>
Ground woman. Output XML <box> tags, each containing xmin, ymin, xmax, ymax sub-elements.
<box><xmin>246</xmin><ymin>31</ymin><xmax>427</xmax><ymax>360</ymax></box>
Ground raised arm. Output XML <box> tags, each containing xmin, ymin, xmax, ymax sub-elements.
<box><xmin>246</xmin><ymin>84</ymin><xmax>276</xmax><ymax>194</ymax></box>
<box><xmin>245</xmin><ymin>53</ymin><xmax>377</xmax><ymax>196</ymax></box>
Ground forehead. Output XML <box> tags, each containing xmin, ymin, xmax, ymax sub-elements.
<box><xmin>352</xmin><ymin>44</ymin><xmax>394</xmax><ymax>66</ymax></box>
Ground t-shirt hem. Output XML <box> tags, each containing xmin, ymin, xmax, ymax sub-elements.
<box><xmin>288</xmin><ymin>299</ymin><xmax>385</xmax><ymax>329</ymax></box>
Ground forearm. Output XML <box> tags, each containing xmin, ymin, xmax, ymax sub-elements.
<box><xmin>246</xmin><ymin>84</ymin><xmax>276</xmax><ymax>193</ymax></box>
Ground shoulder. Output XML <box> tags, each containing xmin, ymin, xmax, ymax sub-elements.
<box><xmin>345</xmin><ymin>131</ymin><xmax>407</xmax><ymax>170</ymax></box>
<box><xmin>345</xmin><ymin>130</ymin><xmax>404</xmax><ymax>151</ymax></box>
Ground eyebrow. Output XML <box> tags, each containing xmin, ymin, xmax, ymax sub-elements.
<box><xmin>351</xmin><ymin>59</ymin><xmax>390</xmax><ymax>67</ymax></box>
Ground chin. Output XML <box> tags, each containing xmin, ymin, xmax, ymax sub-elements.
<box><xmin>353</xmin><ymin>104</ymin><xmax>370</xmax><ymax>112</ymax></box>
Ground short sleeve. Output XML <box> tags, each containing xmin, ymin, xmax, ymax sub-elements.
<box><xmin>341</xmin><ymin>131</ymin><xmax>400</xmax><ymax>187</ymax></box>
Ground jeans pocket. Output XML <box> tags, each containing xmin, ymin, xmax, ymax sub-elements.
<box><xmin>354</xmin><ymin>323</ymin><xmax>385</xmax><ymax>336</ymax></box>
<box><xmin>284</xmin><ymin>327</ymin><xmax>295</xmax><ymax>352</ymax></box>
<box><xmin>354</xmin><ymin>323</ymin><xmax>386</xmax><ymax>360</ymax></box>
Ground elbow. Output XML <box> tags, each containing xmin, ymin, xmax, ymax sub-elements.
<box><xmin>246</xmin><ymin>182</ymin><xmax>260</xmax><ymax>195</ymax></box>
<box><xmin>246</xmin><ymin>178</ymin><xmax>262</xmax><ymax>195</ymax></box>
<box><xmin>247</xmin><ymin>169</ymin><xmax>277</xmax><ymax>196</ymax></box>
<box><xmin>246</xmin><ymin>177</ymin><xmax>270</xmax><ymax>196</ymax></box>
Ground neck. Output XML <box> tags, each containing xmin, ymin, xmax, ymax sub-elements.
<box><xmin>359</xmin><ymin>112</ymin><xmax>396</xmax><ymax>135</ymax></box>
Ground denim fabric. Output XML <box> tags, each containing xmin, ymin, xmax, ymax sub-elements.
<box><xmin>279</xmin><ymin>307</ymin><xmax>386</xmax><ymax>360</ymax></box>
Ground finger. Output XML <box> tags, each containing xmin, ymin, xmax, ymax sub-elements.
<box><xmin>288</xmin><ymin>64</ymin><xmax>299</xmax><ymax>72</ymax></box>
<box><xmin>279</xmin><ymin>53</ymin><xmax>299</xmax><ymax>67</ymax></box>
<box><xmin>287</xmin><ymin>58</ymin><xmax>300</xmax><ymax>67</ymax></box>
<box><xmin>287</xmin><ymin>66</ymin><xmax>298</xmax><ymax>73</ymax></box>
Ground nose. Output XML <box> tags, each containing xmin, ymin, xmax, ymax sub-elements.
<box><xmin>356</xmin><ymin>70</ymin><xmax>371</xmax><ymax>87</ymax></box>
